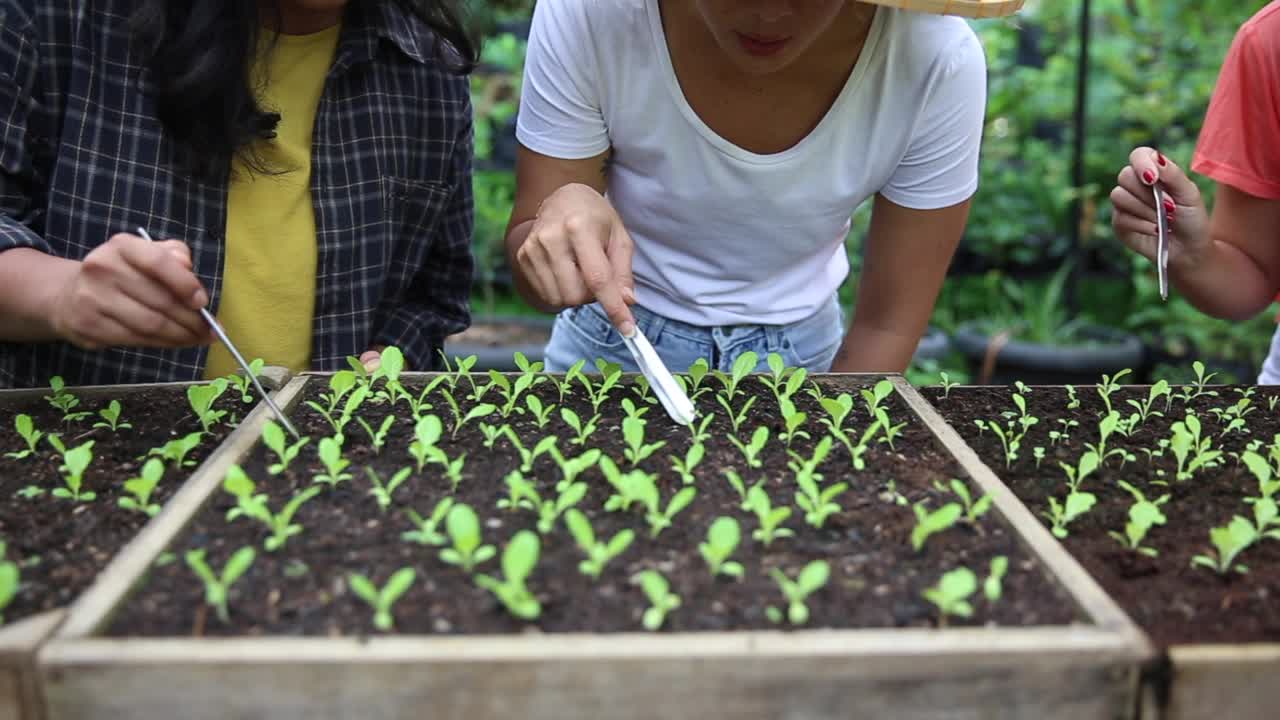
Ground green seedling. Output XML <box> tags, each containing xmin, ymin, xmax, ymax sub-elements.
<box><xmin>1242</xmin><ymin>450</ymin><xmax>1280</xmax><ymax>503</ymax></box>
<box><xmin>565</xmin><ymin>509</ymin><xmax>634</xmax><ymax>579</ymax></box>
<box><xmin>723</xmin><ymin>469</ymin><xmax>763</xmax><ymax>511</ymax></box>
<box><xmin>788</xmin><ymin>435</ymin><xmax>832</xmax><ymax>486</ymax></box>
<box><xmin>747</xmin><ymin>485</ymin><xmax>793</xmax><ymax>545</ymax></box>
<box><xmin>778</xmin><ymin>397</ymin><xmax>809</xmax><ymax>448</ymax></box>
<box><xmin>438</xmin><ymin>503</ymin><xmax>496</xmax><ymax>572</ymax></box>
<box><xmin>1191</xmin><ymin>515</ymin><xmax>1262</xmax><ymax>575</ymax></box>
<box><xmin>348</xmin><ymin>568</ymin><xmax>415</xmax><ymax>631</ymax></box>
<box><xmin>1049</xmin><ymin>418</ymin><xmax>1080</xmax><ymax>445</ymax></box>
<box><xmin>5</xmin><ymin>415</ymin><xmax>44</xmax><ymax>460</ymax></box>
<box><xmin>600</xmin><ymin>458</ymin><xmax>659</xmax><ymax>513</ymax></box>
<box><xmin>645</xmin><ymin>486</ymin><xmax>697</xmax><ymax>539</ymax></box>
<box><xmin>1060</xmin><ymin>450</ymin><xmax>1100</xmax><ymax>494</ymax></box>
<box><xmin>475</xmin><ymin>530</ymin><xmax>542</xmax><ymax>620</ymax></box>
<box><xmin>355</xmin><ymin>415</ymin><xmax>395</xmax><ymax>455</ymax></box>
<box><xmin>478</xmin><ymin>422</ymin><xmax>504</xmax><ymax>449</ymax></box>
<box><xmin>759</xmin><ymin>353</ymin><xmax>793</xmax><ymax>399</ymax></box>
<box><xmin>937</xmin><ymin>479</ymin><xmax>992</xmax><ymax>524</ymax></box>
<box><xmin>46</xmin><ymin>376</ymin><xmax>90</xmax><ymax>424</ymax></box>
<box><xmin>621</xmin><ymin>398</ymin><xmax>649</xmax><ymax>421</ymax></box>
<box><xmin>1065</xmin><ymin>384</ymin><xmax>1080</xmax><ymax>409</ymax></box>
<box><xmin>795</xmin><ymin>472</ymin><xmax>846</xmax><ymax>529</ymax></box>
<box><xmin>222</xmin><ymin>466</ymin><xmax>320</xmax><ymax>551</ymax></box>
<box><xmin>525</xmin><ymin>395</ymin><xmax>555</xmax><ymax>428</ymax></box>
<box><xmin>560</xmin><ymin>407</ymin><xmax>600</xmax><ymax>445</ymax></box>
<box><xmin>313</xmin><ymin>435</ymin><xmax>353</xmax><ymax>487</ymax></box>
<box><xmin>1095</xmin><ymin>369</ymin><xmax>1131</xmax><ymax>416</ymax></box>
<box><xmin>225</xmin><ymin>358</ymin><xmax>266</xmax><ymax>403</ymax></box>
<box><xmin>873</xmin><ymin>407</ymin><xmax>906</xmax><ymax>450</ymax></box>
<box><xmin>1044</xmin><ymin>491</ymin><xmax>1097</xmax><ymax>539</ymax></box>
<box><xmin>0</xmin><ymin>544</ymin><xmax>18</xmax><ymax>624</ymax></box>
<box><xmin>408</xmin><ymin>416</ymin><xmax>444</xmax><ymax>473</ymax></box>
<box><xmin>52</xmin><ymin>439</ymin><xmax>95</xmax><ymax>502</ymax></box>
<box><xmin>1108</xmin><ymin>481</ymin><xmax>1169</xmax><ymax>557</ymax></box>
<box><xmin>698</xmin><ymin>516</ymin><xmax>745</xmax><ymax>578</ymax></box>
<box><xmin>366</xmin><ymin>467</ymin><xmax>412</xmax><ymax>512</ymax></box>
<box><xmin>633</xmin><ymin>570</ymin><xmax>680</xmax><ymax>631</ymax></box>
<box><xmin>500</xmin><ymin>472</ymin><xmax>587</xmax><ymax>534</ymax></box>
<box><xmin>263</xmin><ymin>420</ymin><xmax>309</xmax><ymax>475</ymax></box>
<box><xmin>187</xmin><ymin>379</ymin><xmax>229</xmax><ymax>433</ymax></box>
<box><xmin>938</xmin><ymin>372</ymin><xmax>958</xmax><ymax>399</ymax></box>
<box><xmin>576</xmin><ymin>359</ymin><xmax>624</xmax><ymax>413</ymax></box>
<box><xmin>149</xmin><ymin>431</ymin><xmax>203</xmax><ymax>469</ymax></box>
<box><xmin>728</xmin><ymin>426</ymin><xmax>769</xmax><ymax>469</ymax></box>
<box><xmin>559</xmin><ymin>359</ymin><xmax>586</xmax><ymax>403</ymax></box>
<box><xmin>861</xmin><ymin>379</ymin><xmax>894</xmax><ymax>418</ymax></box>
<box><xmin>818</xmin><ymin>393</ymin><xmax>854</xmax><ymax>441</ymax></box>
<box><xmin>502</xmin><ymin>428</ymin><xmax>557</xmax><ymax>473</ymax></box>
<box><xmin>984</xmin><ymin>556</ymin><xmax>1008</xmax><ymax>602</ymax></box>
<box><xmin>1126</xmin><ymin>380</ymin><xmax>1171</xmax><ymax>423</ymax></box>
<box><xmin>185</xmin><ymin>547</ymin><xmax>255</xmax><ymax>624</ymax></box>
<box><xmin>118</xmin><ymin>458</ymin><xmax>164</xmax><ymax>516</ymax></box>
<box><xmin>488</xmin><ymin>369</ymin><xmax>536</xmax><ymax>418</ymax></box>
<box><xmin>922</xmin><ymin>566</ymin><xmax>978</xmax><ymax>626</ymax></box>
<box><xmin>400</xmin><ymin>497</ymin><xmax>454</xmax><ymax>546</ymax></box>
<box><xmin>446</xmin><ymin>399</ymin><xmax>496</xmax><ymax>440</ymax></box>
<box><xmin>403</xmin><ymin>375</ymin><xmax>450</xmax><ymax>419</ymax></box>
<box><xmin>1176</xmin><ymin>361</ymin><xmax>1219</xmax><ymax>404</ymax></box>
<box><xmin>550</xmin><ymin>447</ymin><xmax>602</xmax><ymax>492</ymax></box>
<box><xmin>684</xmin><ymin>358</ymin><xmax>712</xmax><ymax>396</ymax></box>
<box><xmin>622</xmin><ymin>416</ymin><xmax>665</xmax><ymax>466</ymax></box>
<box><xmin>1169</xmin><ymin>415</ymin><xmax>1223</xmax><ymax>482</ymax></box>
<box><xmin>1084</xmin><ymin>411</ymin><xmax>1127</xmax><ymax>465</ymax></box>
<box><xmin>715</xmin><ymin>393</ymin><xmax>756</xmax><ymax>436</ymax></box>
<box><xmin>911</xmin><ymin>501</ymin><xmax>962</xmax><ymax>552</ymax></box>
<box><xmin>670</xmin><ymin>443</ymin><xmax>705</xmax><ymax>486</ymax></box>
<box><xmin>765</xmin><ymin>560</ymin><xmax>829</xmax><ymax>625</ymax></box>
<box><xmin>713</xmin><ymin>351</ymin><xmax>758</xmax><ymax>404</ymax></box>
<box><xmin>93</xmin><ymin>400</ymin><xmax>131</xmax><ymax>431</ymax></box>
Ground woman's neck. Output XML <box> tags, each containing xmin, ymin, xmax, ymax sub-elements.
<box><xmin>261</xmin><ymin>1</ymin><xmax>345</xmax><ymax>35</ymax></box>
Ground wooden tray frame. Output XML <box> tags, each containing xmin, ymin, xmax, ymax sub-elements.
<box><xmin>863</xmin><ymin>0</ymin><xmax>1025</xmax><ymax>18</ymax></box>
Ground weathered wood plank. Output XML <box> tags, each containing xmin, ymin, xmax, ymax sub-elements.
<box><xmin>55</xmin><ymin>377</ymin><xmax>310</xmax><ymax>640</ymax></box>
<box><xmin>1141</xmin><ymin>645</ymin><xmax>1280</xmax><ymax>720</ymax></box>
<box><xmin>42</xmin><ymin>629</ymin><xmax>1137</xmax><ymax>720</ymax></box>
<box><xmin>0</xmin><ymin>612</ymin><xmax>62</xmax><ymax>720</ymax></box>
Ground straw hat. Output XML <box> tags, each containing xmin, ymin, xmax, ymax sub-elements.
<box><xmin>860</xmin><ymin>0</ymin><xmax>1024</xmax><ymax>18</ymax></box>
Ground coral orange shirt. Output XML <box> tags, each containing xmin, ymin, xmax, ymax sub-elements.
<box><xmin>1191</xmin><ymin>1</ymin><xmax>1280</xmax><ymax>306</ymax></box>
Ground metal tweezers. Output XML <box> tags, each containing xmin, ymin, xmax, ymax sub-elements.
<box><xmin>137</xmin><ymin>228</ymin><xmax>301</xmax><ymax>439</ymax></box>
<box><xmin>1152</xmin><ymin>184</ymin><xmax>1170</xmax><ymax>301</ymax></box>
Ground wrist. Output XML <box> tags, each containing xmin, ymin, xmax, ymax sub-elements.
<box><xmin>0</xmin><ymin>248</ymin><xmax>77</xmax><ymax>342</ymax></box>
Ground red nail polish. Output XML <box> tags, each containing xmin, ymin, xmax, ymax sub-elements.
<box><xmin>1143</xmin><ymin>170</ymin><xmax>1156</xmax><ymax>184</ymax></box>
<box><xmin>1164</xmin><ymin>199</ymin><xmax>1175</xmax><ymax>213</ymax></box>
<box><xmin>1158</xmin><ymin>153</ymin><xmax>1168</xmax><ymax>167</ymax></box>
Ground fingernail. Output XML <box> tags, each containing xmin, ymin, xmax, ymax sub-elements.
<box><xmin>1163</xmin><ymin>199</ymin><xmax>1175</xmax><ymax>213</ymax></box>
<box><xmin>619</xmin><ymin>320</ymin><xmax>636</xmax><ymax>337</ymax></box>
<box><xmin>1158</xmin><ymin>153</ymin><xmax>1168</xmax><ymax>167</ymax></box>
<box><xmin>193</xmin><ymin>289</ymin><xmax>208</xmax><ymax>308</ymax></box>
<box><xmin>1143</xmin><ymin>170</ymin><xmax>1156</xmax><ymax>184</ymax></box>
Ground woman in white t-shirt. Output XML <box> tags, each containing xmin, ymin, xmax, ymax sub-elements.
<box><xmin>506</xmin><ymin>0</ymin><xmax>987</xmax><ymax>374</ymax></box>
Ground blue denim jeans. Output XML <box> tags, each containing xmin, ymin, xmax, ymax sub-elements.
<box><xmin>543</xmin><ymin>295</ymin><xmax>846</xmax><ymax>375</ymax></box>
<box><xmin>1260</xmin><ymin>323</ymin><xmax>1280</xmax><ymax>384</ymax></box>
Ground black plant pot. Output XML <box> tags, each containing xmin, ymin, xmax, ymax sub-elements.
<box><xmin>913</xmin><ymin>326</ymin><xmax>952</xmax><ymax>364</ymax></box>
<box><xmin>443</xmin><ymin>315</ymin><xmax>555</xmax><ymax>372</ymax></box>
<box><xmin>952</xmin><ymin>322</ymin><xmax>1145</xmax><ymax>386</ymax></box>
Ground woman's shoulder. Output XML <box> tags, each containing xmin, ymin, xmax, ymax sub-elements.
<box><xmin>877</xmin><ymin>9</ymin><xmax>984</xmax><ymax>79</ymax></box>
<box><xmin>532</xmin><ymin>0</ymin><xmax>650</xmax><ymax>43</ymax></box>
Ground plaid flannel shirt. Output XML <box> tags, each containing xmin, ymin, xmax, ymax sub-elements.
<box><xmin>0</xmin><ymin>0</ymin><xmax>474</xmax><ymax>388</ymax></box>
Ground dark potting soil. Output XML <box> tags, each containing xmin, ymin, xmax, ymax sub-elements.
<box><xmin>110</xmin><ymin>376</ymin><xmax>1080</xmax><ymax>637</ymax></box>
<box><xmin>0</xmin><ymin>386</ymin><xmax>246</xmax><ymax>626</ymax></box>
<box><xmin>922</xmin><ymin>384</ymin><xmax>1280</xmax><ymax>647</ymax></box>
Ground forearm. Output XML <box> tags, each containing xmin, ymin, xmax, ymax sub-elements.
<box><xmin>1170</xmin><ymin>238</ymin><xmax>1278</xmax><ymax>321</ymax></box>
<box><xmin>830</xmin><ymin>320</ymin><xmax>920</xmax><ymax>374</ymax></box>
<box><xmin>0</xmin><ymin>247</ymin><xmax>74</xmax><ymax>342</ymax></box>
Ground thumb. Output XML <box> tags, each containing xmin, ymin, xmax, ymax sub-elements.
<box><xmin>360</xmin><ymin>350</ymin><xmax>382</xmax><ymax>374</ymax></box>
<box><xmin>1154</xmin><ymin>155</ymin><xmax>1200</xmax><ymax>207</ymax></box>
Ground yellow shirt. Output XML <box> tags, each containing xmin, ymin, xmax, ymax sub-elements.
<box><xmin>204</xmin><ymin>25</ymin><xmax>341</xmax><ymax>380</ymax></box>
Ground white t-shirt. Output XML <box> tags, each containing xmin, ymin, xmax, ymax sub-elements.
<box><xmin>517</xmin><ymin>0</ymin><xmax>987</xmax><ymax>327</ymax></box>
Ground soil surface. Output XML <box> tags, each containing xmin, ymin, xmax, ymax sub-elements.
<box><xmin>112</xmin><ymin>375</ymin><xmax>1079</xmax><ymax>637</ymax></box>
<box><xmin>922</xmin><ymin>383</ymin><xmax>1280</xmax><ymax>647</ymax></box>
<box><xmin>0</xmin><ymin>385</ymin><xmax>245</xmax><ymax>625</ymax></box>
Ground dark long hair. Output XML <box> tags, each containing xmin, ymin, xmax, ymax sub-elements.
<box><xmin>131</xmin><ymin>0</ymin><xmax>478</xmax><ymax>183</ymax></box>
